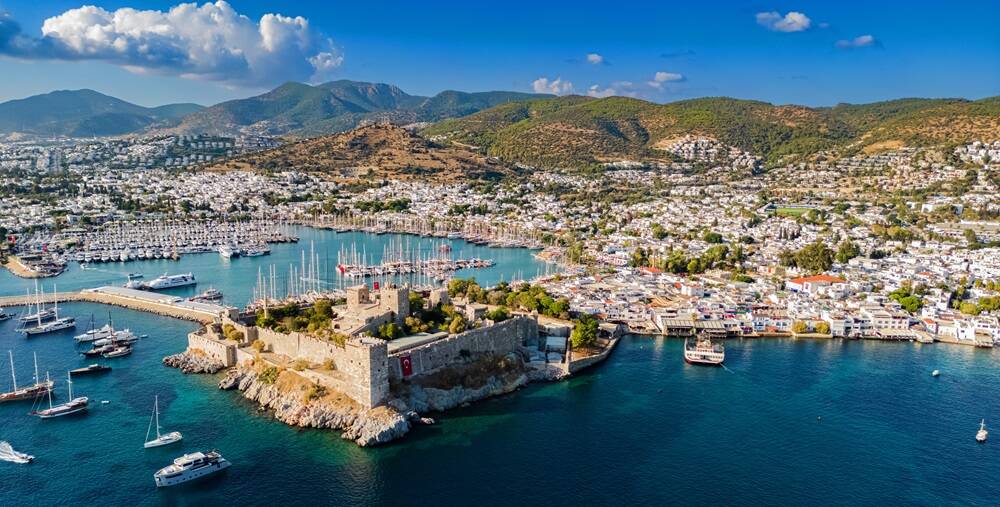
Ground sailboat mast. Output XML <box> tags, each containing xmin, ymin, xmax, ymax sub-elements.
<box><xmin>155</xmin><ymin>395</ymin><xmax>161</xmax><ymax>437</ymax></box>
<box><xmin>33</xmin><ymin>352</ymin><xmax>39</xmax><ymax>386</ymax></box>
<box><xmin>67</xmin><ymin>372</ymin><xmax>73</xmax><ymax>400</ymax></box>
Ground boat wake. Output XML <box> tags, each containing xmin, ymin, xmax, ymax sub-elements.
<box><xmin>0</xmin><ymin>441</ymin><xmax>34</xmax><ymax>464</ymax></box>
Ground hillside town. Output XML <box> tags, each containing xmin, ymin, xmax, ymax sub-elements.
<box><xmin>2</xmin><ymin>133</ymin><xmax>999</xmax><ymax>349</ymax></box>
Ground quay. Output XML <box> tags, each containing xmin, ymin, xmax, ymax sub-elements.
<box><xmin>0</xmin><ymin>286</ymin><xmax>233</xmax><ymax>324</ymax></box>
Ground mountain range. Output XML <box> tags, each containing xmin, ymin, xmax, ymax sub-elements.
<box><xmin>0</xmin><ymin>82</ymin><xmax>546</xmax><ymax>139</ymax></box>
<box><xmin>423</xmin><ymin>95</ymin><xmax>1000</xmax><ymax>169</ymax></box>
<box><xmin>0</xmin><ymin>89</ymin><xmax>202</xmax><ymax>138</ymax></box>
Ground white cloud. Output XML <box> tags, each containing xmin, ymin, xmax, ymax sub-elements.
<box><xmin>533</xmin><ymin>77</ymin><xmax>574</xmax><ymax>95</ymax></box>
<box><xmin>647</xmin><ymin>71</ymin><xmax>684</xmax><ymax>89</ymax></box>
<box><xmin>586</xmin><ymin>53</ymin><xmax>604</xmax><ymax>65</ymax></box>
<box><xmin>587</xmin><ymin>85</ymin><xmax>616</xmax><ymax>98</ymax></box>
<box><xmin>835</xmin><ymin>34</ymin><xmax>878</xmax><ymax>49</ymax></box>
<box><xmin>755</xmin><ymin>11</ymin><xmax>812</xmax><ymax>32</ymax></box>
<box><xmin>0</xmin><ymin>1</ymin><xmax>341</xmax><ymax>87</ymax></box>
<box><xmin>587</xmin><ymin>81</ymin><xmax>636</xmax><ymax>98</ymax></box>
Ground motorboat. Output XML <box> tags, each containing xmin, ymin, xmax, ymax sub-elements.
<box><xmin>154</xmin><ymin>450</ymin><xmax>230</xmax><ymax>487</ymax></box>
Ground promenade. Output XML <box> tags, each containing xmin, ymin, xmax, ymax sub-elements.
<box><xmin>0</xmin><ymin>286</ymin><xmax>231</xmax><ymax>323</ymax></box>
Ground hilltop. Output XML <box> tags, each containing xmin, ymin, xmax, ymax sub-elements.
<box><xmin>423</xmin><ymin>95</ymin><xmax>1000</xmax><ymax>169</ymax></box>
<box><xmin>0</xmin><ymin>89</ymin><xmax>202</xmax><ymax>138</ymax></box>
<box><xmin>159</xmin><ymin>81</ymin><xmax>547</xmax><ymax>138</ymax></box>
<box><xmin>210</xmin><ymin>123</ymin><xmax>512</xmax><ymax>182</ymax></box>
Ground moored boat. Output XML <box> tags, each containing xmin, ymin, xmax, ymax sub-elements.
<box><xmin>144</xmin><ymin>395</ymin><xmax>183</xmax><ymax>448</ymax></box>
<box><xmin>69</xmin><ymin>364</ymin><xmax>112</xmax><ymax>376</ymax></box>
<box><xmin>153</xmin><ymin>450</ymin><xmax>230</xmax><ymax>487</ymax></box>
<box><xmin>30</xmin><ymin>372</ymin><xmax>88</xmax><ymax>419</ymax></box>
<box><xmin>0</xmin><ymin>352</ymin><xmax>54</xmax><ymax>403</ymax></box>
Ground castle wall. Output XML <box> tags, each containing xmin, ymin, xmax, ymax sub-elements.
<box><xmin>387</xmin><ymin>316</ymin><xmax>537</xmax><ymax>380</ymax></box>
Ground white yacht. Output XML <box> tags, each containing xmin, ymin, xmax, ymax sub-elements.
<box><xmin>144</xmin><ymin>395</ymin><xmax>183</xmax><ymax>448</ymax></box>
<box><xmin>145</xmin><ymin>273</ymin><xmax>197</xmax><ymax>290</ymax></box>
<box><xmin>218</xmin><ymin>245</ymin><xmax>237</xmax><ymax>259</ymax></box>
<box><xmin>154</xmin><ymin>451</ymin><xmax>230</xmax><ymax>487</ymax></box>
<box><xmin>23</xmin><ymin>297</ymin><xmax>75</xmax><ymax>336</ymax></box>
<box><xmin>74</xmin><ymin>323</ymin><xmax>115</xmax><ymax>342</ymax></box>
<box><xmin>977</xmin><ymin>419</ymin><xmax>988</xmax><ymax>443</ymax></box>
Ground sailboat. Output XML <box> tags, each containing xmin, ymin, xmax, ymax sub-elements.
<box><xmin>144</xmin><ymin>395</ymin><xmax>183</xmax><ymax>448</ymax></box>
<box><xmin>0</xmin><ymin>352</ymin><xmax>54</xmax><ymax>403</ymax></box>
<box><xmin>17</xmin><ymin>283</ymin><xmax>56</xmax><ymax>324</ymax></box>
<box><xmin>30</xmin><ymin>372</ymin><xmax>88</xmax><ymax>418</ymax></box>
<box><xmin>23</xmin><ymin>286</ymin><xmax>75</xmax><ymax>336</ymax></box>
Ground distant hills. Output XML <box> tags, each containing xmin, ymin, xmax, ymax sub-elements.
<box><xmin>423</xmin><ymin>95</ymin><xmax>1000</xmax><ymax>169</ymax></box>
<box><xmin>210</xmin><ymin>123</ymin><xmax>512</xmax><ymax>182</ymax></box>
<box><xmin>0</xmin><ymin>89</ymin><xmax>202</xmax><ymax>137</ymax></box>
<box><xmin>0</xmin><ymin>82</ymin><xmax>546</xmax><ymax>139</ymax></box>
<box><xmin>161</xmin><ymin>81</ymin><xmax>547</xmax><ymax>138</ymax></box>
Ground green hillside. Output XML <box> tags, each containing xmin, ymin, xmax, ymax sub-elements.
<box><xmin>423</xmin><ymin>95</ymin><xmax>1000</xmax><ymax>169</ymax></box>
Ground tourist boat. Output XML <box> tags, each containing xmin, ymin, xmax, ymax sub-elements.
<box><xmin>145</xmin><ymin>273</ymin><xmax>197</xmax><ymax>290</ymax></box>
<box><xmin>0</xmin><ymin>352</ymin><xmax>54</xmax><ymax>403</ymax></box>
<box><xmin>683</xmin><ymin>336</ymin><xmax>725</xmax><ymax>365</ymax></box>
<box><xmin>17</xmin><ymin>284</ymin><xmax>56</xmax><ymax>324</ymax></box>
<box><xmin>976</xmin><ymin>420</ymin><xmax>988</xmax><ymax>443</ymax></box>
<box><xmin>144</xmin><ymin>395</ymin><xmax>183</xmax><ymax>448</ymax></box>
<box><xmin>153</xmin><ymin>450</ymin><xmax>230</xmax><ymax>487</ymax></box>
<box><xmin>190</xmin><ymin>288</ymin><xmax>223</xmax><ymax>302</ymax></box>
<box><xmin>127</xmin><ymin>273</ymin><xmax>144</xmax><ymax>279</ymax></box>
<box><xmin>30</xmin><ymin>373</ymin><xmax>88</xmax><ymax>419</ymax></box>
<box><xmin>0</xmin><ymin>309</ymin><xmax>9</xmax><ymax>322</ymax></box>
<box><xmin>69</xmin><ymin>364</ymin><xmax>112</xmax><ymax>376</ymax></box>
<box><xmin>102</xmin><ymin>345</ymin><xmax>133</xmax><ymax>359</ymax></box>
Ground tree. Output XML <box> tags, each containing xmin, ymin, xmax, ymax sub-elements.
<box><xmin>483</xmin><ymin>307</ymin><xmax>510</xmax><ymax>322</ymax></box>
<box><xmin>570</xmin><ymin>314</ymin><xmax>599</xmax><ymax>349</ymax></box>
<box><xmin>629</xmin><ymin>247</ymin><xmax>649</xmax><ymax>268</ymax></box>
<box><xmin>815</xmin><ymin>322</ymin><xmax>831</xmax><ymax>335</ymax></box>
<box><xmin>448</xmin><ymin>316</ymin><xmax>467</xmax><ymax>334</ymax></box>
<box><xmin>794</xmin><ymin>241</ymin><xmax>834</xmax><ymax>274</ymax></box>
<box><xmin>835</xmin><ymin>240</ymin><xmax>861</xmax><ymax>264</ymax></box>
<box><xmin>792</xmin><ymin>320</ymin><xmax>809</xmax><ymax>334</ymax></box>
<box><xmin>702</xmin><ymin>231</ymin><xmax>724</xmax><ymax>244</ymax></box>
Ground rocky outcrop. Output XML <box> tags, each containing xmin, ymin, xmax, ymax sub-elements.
<box><xmin>163</xmin><ymin>352</ymin><xmax>225</xmax><ymax>374</ymax></box>
<box><xmin>219</xmin><ymin>367</ymin><xmax>410</xmax><ymax>447</ymax></box>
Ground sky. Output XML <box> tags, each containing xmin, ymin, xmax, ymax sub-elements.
<box><xmin>0</xmin><ymin>1</ymin><xmax>997</xmax><ymax>107</ymax></box>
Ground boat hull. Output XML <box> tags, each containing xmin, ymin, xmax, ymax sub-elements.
<box><xmin>145</xmin><ymin>432</ymin><xmax>183</xmax><ymax>449</ymax></box>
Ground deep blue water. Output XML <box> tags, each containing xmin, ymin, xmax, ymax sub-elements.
<box><xmin>1</xmin><ymin>230</ymin><xmax>999</xmax><ymax>505</ymax></box>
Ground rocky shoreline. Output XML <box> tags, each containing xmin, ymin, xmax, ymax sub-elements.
<box><xmin>218</xmin><ymin>367</ymin><xmax>412</xmax><ymax>446</ymax></box>
<box><xmin>162</xmin><ymin>351</ymin><xmax>226</xmax><ymax>374</ymax></box>
<box><xmin>166</xmin><ymin>349</ymin><xmax>568</xmax><ymax>447</ymax></box>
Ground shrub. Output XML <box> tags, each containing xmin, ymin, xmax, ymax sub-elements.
<box><xmin>792</xmin><ymin>320</ymin><xmax>809</xmax><ymax>334</ymax></box>
<box><xmin>303</xmin><ymin>384</ymin><xmax>327</xmax><ymax>403</ymax></box>
<box><xmin>292</xmin><ymin>359</ymin><xmax>310</xmax><ymax>371</ymax></box>
<box><xmin>251</xmin><ymin>339</ymin><xmax>265</xmax><ymax>352</ymax></box>
<box><xmin>815</xmin><ymin>322</ymin><xmax>831</xmax><ymax>335</ymax></box>
<box><xmin>322</xmin><ymin>359</ymin><xmax>336</xmax><ymax>371</ymax></box>
<box><xmin>259</xmin><ymin>366</ymin><xmax>280</xmax><ymax>384</ymax></box>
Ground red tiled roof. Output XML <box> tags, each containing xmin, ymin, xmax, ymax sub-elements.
<box><xmin>789</xmin><ymin>274</ymin><xmax>846</xmax><ymax>285</ymax></box>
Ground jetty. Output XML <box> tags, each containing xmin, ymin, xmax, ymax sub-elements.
<box><xmin>0</xmin><ymin>286</ymin><xmax>233</xmax><ymax>324</ymax></box>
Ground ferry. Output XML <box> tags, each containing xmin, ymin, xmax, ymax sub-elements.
<box><xmin>683</xmin><ymin>336</ymin><xmax>725</xmax><ymax>365</ymax></box>
<box><xmin>145</xmin><ymin>273</ymin><xmax>197</xmax><ymax>290</ymax></box>
<box><xmin>154</xmin><ymin>450</ymin><xmax>231</xmax><ymax>487</ymax></box>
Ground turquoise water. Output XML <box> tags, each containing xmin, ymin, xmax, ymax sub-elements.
<box><xmin>0</xmin><ymin>227</ymin><xmax>549</xmax><ymax>302</ymax></box>
<box><xmin>1</xmin><ymin>230</ymin><xmax>999</xmax><ymax>505</ymax></box>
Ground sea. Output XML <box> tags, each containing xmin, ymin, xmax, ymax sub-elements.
<box><xmin>1</xmin><ymin>228</ymin><xmax>998</xmax><ymax>506</ymax></box>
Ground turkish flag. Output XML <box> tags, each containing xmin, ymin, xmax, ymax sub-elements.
<box><xmin>373</xmin><ymin>281</ymin><xmax>380</xmax><ymax>290</ymax></box>
<box><xmin>400</xmin><ymin>355</ymin><xmax>412</xmax><ymax>376</ymax></box>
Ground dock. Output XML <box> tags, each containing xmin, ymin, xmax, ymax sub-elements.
<box><xmin>0</xmin><ymin>286</ymin><xmax>233</xmax><ymax>324</ymax></box>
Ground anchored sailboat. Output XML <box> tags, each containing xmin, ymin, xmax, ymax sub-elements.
<box><xmin>0</xmin><ymin>352</ymin><xmax>54</xmax><ymax>403</ymax></box>
<box><xmin>30</xmin><ymin>372</ymin><xmax>88</xmax><ymax>419</ymax></box>
<box><xmin>144</xmin><ymin>395</ymin><xmax>182</xmax><ymax>448</ymax></box>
